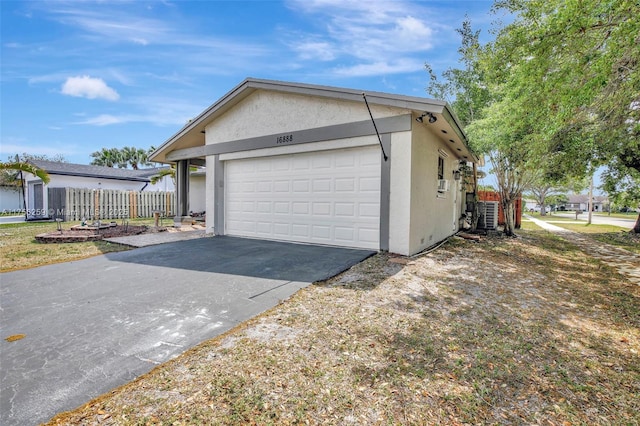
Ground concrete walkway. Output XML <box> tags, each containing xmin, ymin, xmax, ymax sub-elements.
<box><xmin>104</xmin><ymin>229</ymin><xmax>207</xmax><ymax>247</ymax></box>
<box><xmin>525</xmin><ymin>214</ymin><xmax>640</xmax><ymax>285</ymax></box>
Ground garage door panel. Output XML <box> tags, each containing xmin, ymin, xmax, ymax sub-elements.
<box><xmin>359</xmin><ymin>177</ymin><xmax>381</xmax><ymax>192</ymax></box>
<box><xmin>225</xmin><ymin>146</ymin><xmax>380</xmax><ymax>249</ymax></box>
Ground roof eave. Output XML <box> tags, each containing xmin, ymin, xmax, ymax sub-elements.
<box><xmin>150</xmin><ymin>77</ymin><xmax>482</xmax><ymax>166</ymax></box>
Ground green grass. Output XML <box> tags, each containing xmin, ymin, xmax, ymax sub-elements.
<box><xmin>0</xmin><ymin>218</ymin><xmax>156</xmax><ymax>272</ymax></box>
<box><xmin>521</xmin><ymin>218</ymin><xmax>640</xmax><ymax>254</ymax></box>
<box><xmin>593</xmin><ymin>212</ymin><xmax>639</xmax><ymax>219</ymax></box>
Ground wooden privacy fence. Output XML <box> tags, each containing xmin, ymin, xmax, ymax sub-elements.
<box><xmin>477</xmin><ymin>190</ymin><xmax>522</xmax><ymax>228</ymax></box>
<box><xmin>48</xmin><ymin>188</ymin><xmax>175</xmax><ymax>221</ymax></box>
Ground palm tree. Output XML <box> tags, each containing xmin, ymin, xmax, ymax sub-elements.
<box><xmin>0</xmin><ymin>161</ymin><xmax>50</xmax><ymax>184</ymax></box>
<box><xmin>121</xmin><ymin>146</ymin><xmax>151</xmax><ymax>170</ymax></box>
<box><xmin>90</xmin><ymin>148</ymin><xmax>123</xmax><ymax>168</ymax></box>
<box><xmin>150</xmin><ymin>167</ymin><xmax>175</xmax><ymax>184</ymax></box>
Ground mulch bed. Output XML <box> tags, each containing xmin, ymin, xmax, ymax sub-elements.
<box><xmin>35</xmin><ymin>224</ymin><xmax>150</xmax><ymax>243</ymax></box>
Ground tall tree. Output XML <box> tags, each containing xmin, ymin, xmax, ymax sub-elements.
<box><xmin>425</xmin><ymin>18</ymin><xmax>490</xmax><ymax>231</ymax></box>
<box><xmin>485</xmin><ymin>0</ymin><xmax>640</xmax><ymax>231</ymax></box>
<box><xmin>602</xmin><ymin>158</ymin><xmax>640</xmax><ymax>233</ymax></box>
<box><xmin>466</xmin><ymin>98</ymin><xmax>540</xmax><ymax>235</ymax></box>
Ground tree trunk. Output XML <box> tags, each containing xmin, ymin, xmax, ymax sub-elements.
<box><xmin>587</xmin><ymin>174</ymin><xmax>594</xmax><ymax>225</ymax></box>
<box><xmin>633</xmin><ymin>212</ymin><xmax>640</xmax><ymax>234</ymax></box>
<box><xmin>502</xmin><ymin>198</ymin><xmax>516</xmax><ymax>236</ymax></box>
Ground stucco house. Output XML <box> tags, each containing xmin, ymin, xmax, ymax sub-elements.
<box><xmin>151</xmin><ymin>78</ymin><xmax>481</xmax><ymax>256</ymax></box>
<box><xmin>22</xmin><ymin>160</ymin><xmax>176</xmax><ymax>219</ymax></box>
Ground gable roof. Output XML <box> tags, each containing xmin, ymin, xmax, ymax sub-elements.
<box><xmin>150</xmin><ymin>77</ymin><xmax>478</xmax><ymax>164</ymax></box>
<box><xmin>28</xmin><ymin>159</ymin><xmax>168</xmax><ymax>183</ymax></box>
<box><xmin>566</xmin><ymin>194</ymin><xmax>609</xmax><ymax>204</ymax></box>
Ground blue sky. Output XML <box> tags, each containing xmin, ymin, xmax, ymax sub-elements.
<box><xmin>1</xmin><ymin>0</ymin><xmax>500</xmax><ymax>167</ymax></box>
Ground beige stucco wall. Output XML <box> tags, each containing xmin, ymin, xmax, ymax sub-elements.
<box><xmin>407</xmin><ymin>122</ymin><xmax>461</xmax><ymax>254</ymax></box>
<box><xmin>205</xmin><ymin>90</ymin><xmax>403</xmax><ymax>145</ymax></box>
<box><xmin>388</xmin><ymin>131</ymin><xmax>412</xmax><ymax>255</ymax></box>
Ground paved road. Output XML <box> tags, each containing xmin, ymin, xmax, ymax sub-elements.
<box><xmin>552</xmin><ymin>212</ymin><xmax>636</xmax><ymax>230</ymax></box>
<box><xmin>0</xmin><ymin>215</ymin><xmax>25</xmax><ymax>224</ymax></box>
<box><xmin>0</xmin><ymin>236</ymin><xmax>374</xmax><ymax>426</ymax></box>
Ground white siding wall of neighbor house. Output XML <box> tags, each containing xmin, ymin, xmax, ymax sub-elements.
<box><xmin>0</xmin><ymin>187</ymin><xmax>23</xmax><ymax>211</ymax></box>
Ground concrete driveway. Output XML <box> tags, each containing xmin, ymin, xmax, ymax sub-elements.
<box><xmin>0</xmin><ymin>236</ymin><xmax>374</xmax><ymax>426</ymax></box>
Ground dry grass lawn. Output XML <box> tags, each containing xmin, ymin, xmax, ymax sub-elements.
<box><xmin>0</xmin><ymin>219</ymin><xmax>157</xmax><ymax>272</ymax></box>
<box><xmin>46</xmin><ymin>229</ymin><xmax>640</xmax><ymax>425</ymax></box>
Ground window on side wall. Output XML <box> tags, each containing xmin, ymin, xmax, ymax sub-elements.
<box><xmin>437</xmin><ymin>156</ymin><xmax>444</xmax><ymax>180</ymax></box>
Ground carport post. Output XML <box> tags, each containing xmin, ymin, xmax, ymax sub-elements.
<box><xmin>174</xmin><ymin>159</ymin><xmax>193</xmax><ymax>227</ymax></box>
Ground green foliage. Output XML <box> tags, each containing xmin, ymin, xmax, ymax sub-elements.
<box><xmin>426</xmin><ymin>17</ymin><xmax>490</xmax><ymax>128</ymax></box>
<box><xmin>90</xmin><ymin>146</ymin><xmax>153</xmax><ymax>169</ymax></box>
<box><xmin>488</xmin><ymin>0</ymin><xmax>639</xmax><ymax>180</ymax></box>
<box><xmin>431</xmin><ymin>0</ymin><xmax>640</xmax><ymax>234</ymax></box>
<box><xmin>0</xmin><ymin>161</ymin><xmax>50</xmax><ymax>185</ymax></box>
<box><xmin>1</xmin><ymin>154</ymin><xmax>65</xmax><ymax>188</ymax></box>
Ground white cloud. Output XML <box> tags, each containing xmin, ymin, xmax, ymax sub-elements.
<box><xmin>286</xmin><ymin>0</ymin><xmax>436</xmax><ymax>76</ymax></box>
<box><xmin>75</xmin><ymin>114</ymin><xmax>124</xmax><ymax>126</ymax></box>
<box><xmin>73</xmin><ymin>95</ymin><xmax>201</xmax><ymax>127</ymax></box>
<box><xmin>293</xmin><ymin>40</ymin><xmax>337</xmax><ymax>61</ymax></box>
<box><xmin>61</xmin><ymin>76</ymin><xmax>120</xmax><ymax>101</ymax></box>
<box><xmin>333</xmin><ymin>58</ymin><xmax>425</xmax><ymax>77</ymax></box>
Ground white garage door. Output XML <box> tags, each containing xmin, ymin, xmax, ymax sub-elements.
<box><xmin>225</xmin><ymin>145</ymin><xmax>381</xmax><ymax>249</ymax></box>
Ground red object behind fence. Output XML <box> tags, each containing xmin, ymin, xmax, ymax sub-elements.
<box><xmin>477</xmin><ymin>191</ymin><xmax>522</xmax><ymax>228</ymax></box>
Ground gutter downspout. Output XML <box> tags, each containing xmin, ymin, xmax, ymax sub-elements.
<box><xmin>141</xmin><ymin>183</ymin><xmax>149</xmax><ymax>191</ymax></box>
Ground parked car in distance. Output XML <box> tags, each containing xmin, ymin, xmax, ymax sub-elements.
<box><xmin>529</xmin><ymin>205</ymin><xmax>550</xmax><ymax>213</ymax></box>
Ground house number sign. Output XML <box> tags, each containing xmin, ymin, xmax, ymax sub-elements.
<box><xmin>276</xmin><ymin>134</ymin><xmax>294</xmax><ymax>144</ymax></box>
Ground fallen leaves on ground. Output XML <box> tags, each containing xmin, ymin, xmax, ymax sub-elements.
<box><xmin>48</xmin><ymin>230</ymin><xmax>640</xmax><ymax>425</ymax></box>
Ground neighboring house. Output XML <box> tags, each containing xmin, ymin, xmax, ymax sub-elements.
<box><xmin>564</xmin><ymin>194</ymin><xmax>609</xmax><ymax>212</ymax></box>
<box><xmin>0</xmin><ymin>185</ymin><xmax>24</xmax><ymax>212</ymax></box>
<box><xmin>22</xmin><ymin>160</ymin><xmax>176</xmax><ymax>219</ymax></box>
<box><xmin>524</xmin><ymin>199</ymin><xmax>537</xmax><ymax>211</ymax></box>
<box><xmin>151</xmin><ymin>78</ymin><xmax>482</xmax><ymax>256</ymax></box>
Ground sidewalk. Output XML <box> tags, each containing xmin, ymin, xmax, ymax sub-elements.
<box><xmin>525</xmin><ymin>214</ymin><xmax>640</xmax><ymax>285</ymax></box>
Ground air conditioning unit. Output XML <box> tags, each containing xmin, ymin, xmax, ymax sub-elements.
<box><xmin>477</xmin><ymin>201</ymin><xmax>499</xmax><ymax>230</ymax></box>
<box><xmin>437</xmin><ymin>179</ymin><xmax>450</xmax><ymax>192</ymax></box>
